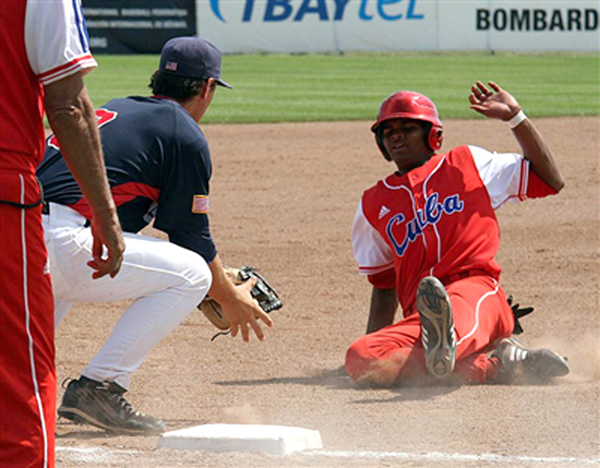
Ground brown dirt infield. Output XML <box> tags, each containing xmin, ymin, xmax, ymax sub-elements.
<box><xmin>55</xmin><ymin>117</ymin><xmax>599</xmax><ymax>467</ymax></box>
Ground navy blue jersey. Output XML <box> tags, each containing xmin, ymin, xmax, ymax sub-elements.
<box><xmin>38</xmin><ymin>96</ymin><xmax>216</xmax><ymax>263</ymax></box>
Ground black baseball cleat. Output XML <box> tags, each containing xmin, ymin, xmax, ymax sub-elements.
<box><xmin>491</xmin><ymin>338</ymin><xmax>570</xmax><ymax>384</ymax></box>
<box><xmin>58</xmin><ymin>376</ymin><xmax>166</xmax><ymax>435</ymax></box>
<box><xmin>416</xmin><ymin>276</ymin><xmax>457</xmax><ymax>379</ymax></box>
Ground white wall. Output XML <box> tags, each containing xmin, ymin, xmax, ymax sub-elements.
<box><xmin>196</xmin><ymin>0</ymin><xmax>599</xmax><ymax>53</ymax></box>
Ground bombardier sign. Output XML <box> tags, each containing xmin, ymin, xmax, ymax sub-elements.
<box><xmin>197</xmin><ymin>0</ymin><xmax>598</xmax><ymax>54</ymax></box>
<box><xmin>476</xmin><ymin>8</ymin><xmax>598</xmax><ymax>32</ymax></box>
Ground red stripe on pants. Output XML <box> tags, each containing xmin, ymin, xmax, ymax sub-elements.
<box><xmin>0</xmin><ymin>173</ymin><xmax>55</xmax><ymax>468</ymax></box>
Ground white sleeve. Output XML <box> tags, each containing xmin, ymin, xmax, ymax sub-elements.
<box><xmin>469</xmin><ymin>145</ymin><xmax>530</xmax><ymax>210</ymax></box>
<box><xmin>352</xmin><ymin>199</ymin><xmax>394</xmax><ymax>275</ymax></box>
<box><xmin>25</xmin><ymin>0</ymin><xmax>97</xmax><ymax>85</ymax></box>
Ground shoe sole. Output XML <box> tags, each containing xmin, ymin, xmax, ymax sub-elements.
<box><xmin>417</xmin><ymin>276</ymin><xmax>456</xmax><ymax>379</ymax></box>
<box><xmin>58</xmin><ymin>406</ymin><xmax>164</xmax><ymax>435</ymax></box>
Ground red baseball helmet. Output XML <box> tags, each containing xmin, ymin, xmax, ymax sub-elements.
<box><xmin>371</xmin><ymin>91</ymin><xmax>443</xmax><ymax>153</ymax></box>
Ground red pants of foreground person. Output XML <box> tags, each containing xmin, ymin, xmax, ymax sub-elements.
<box><xmin>345</xmin><ymin>275</ymin><xmax>515</xmax><ymax>385</ymax></box>
<box><xmin>0</xmin><ymin>171</ymin><xmax>55</xmax><ymax>468</ymax></box>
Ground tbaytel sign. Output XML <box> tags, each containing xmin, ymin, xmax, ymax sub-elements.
<box><xmin>209</xmin><ymin>0</ymin><xmax>425</xmax><ymax>22</ymax></box>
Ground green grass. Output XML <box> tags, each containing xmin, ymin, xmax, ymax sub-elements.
<box><xmin>86</xmin><ymin>52</ymin><xmax>600</xmax><ymax>123</ymax></box>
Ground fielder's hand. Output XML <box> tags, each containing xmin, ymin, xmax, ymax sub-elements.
<box><xmin>205</xmin><ymin>256</ymin><xmax>276</xmax><ymax>342</ymax></box>
<box><xmin>218</xmin><ymin>278</ymin><xmax>274</xmax><ymax>342</ymax></box>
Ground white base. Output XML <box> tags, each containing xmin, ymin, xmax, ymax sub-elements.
<box><xmin>157</xmin><ymin>424</ymin><xmax>323</xmax><ymax>456</ymax></box>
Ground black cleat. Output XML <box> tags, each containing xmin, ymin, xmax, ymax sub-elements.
<box><xmin>416</xmin><ymin>276</ymin><xmax>457</xmax><ymax>379</ymax></box>
<box><xmin>58</xmin><ymin>377</ymin><xmax>165</xmax><ymax>435</ymax></box>
<box><xmin>492</xmin><ymin>338</ymin><xmax>570</xmax><ymax>384</ymax></box>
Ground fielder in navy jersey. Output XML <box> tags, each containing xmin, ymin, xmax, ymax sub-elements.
<box><xmin>37</xmin><ymin>37</ymin><xmax>273</xmax><ymax>435</ymax></box>
<box><xmin>40</xmin><ymin>96</ymin><xmax>216</xmax><ymax>260</ymax></box>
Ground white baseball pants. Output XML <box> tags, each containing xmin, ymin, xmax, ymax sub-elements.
<box><xmin>43</xmin><ymin>203</ymin><xmax>212</xmax><ymax>390</ymax></box>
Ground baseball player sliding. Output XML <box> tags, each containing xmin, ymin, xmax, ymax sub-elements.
<box><xmin>346</xmin><ymin>81</ymin><xmax>570</xmax><ymax>386</ymax></box>
<box><xmin>37</xmin><ymin>37</ymin><xmax>273</xmax><ymax>435</ymax></box>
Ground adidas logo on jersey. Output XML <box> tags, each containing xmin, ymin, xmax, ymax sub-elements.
<box><xmin>378</xmin><ymin>205</ymin><xmax>390</xmax><ymax>219</ymax></box>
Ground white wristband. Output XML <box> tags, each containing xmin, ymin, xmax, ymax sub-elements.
<box><xmin>507</xmin><ymin>110</ymin><xmax>527</xmax><ymax>129</ymax></box>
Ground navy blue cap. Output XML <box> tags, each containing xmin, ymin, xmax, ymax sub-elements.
<box><xmin>159</xmin><ymin>37</ymin><xmax>232</xmax><ymax>89</ymax></box>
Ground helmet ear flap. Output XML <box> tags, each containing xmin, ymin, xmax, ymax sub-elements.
<box><xmin>375</xmin><ymin>130</ymin><xmax>392</xmax><ymax>161</ymax></box>
<box><xmin>428</xmin><ymin>126</ymin><xmax>443</xmax><ymax>151</ymax></box>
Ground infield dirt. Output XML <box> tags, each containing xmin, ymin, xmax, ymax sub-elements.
<box><xmin>55</xmin><ymin>117</ymin><xmax>599</xmax><ymax>467</ymax></box>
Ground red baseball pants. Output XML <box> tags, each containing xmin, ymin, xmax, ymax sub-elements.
<box><xmin>0</xmin><ymin>171</ymin><xmax>55</xmax><ymax>468</ymax></box>
<box><xmin>345</xmin><ymin>275</ymin><xmax>514</xmax><ymax>385</ymax></box>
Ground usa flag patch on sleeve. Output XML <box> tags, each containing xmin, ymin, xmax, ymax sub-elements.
<box><xmin>192</xmin><ymin>195</ymin><xmax>209</xmax><ymax>213</ymax></box>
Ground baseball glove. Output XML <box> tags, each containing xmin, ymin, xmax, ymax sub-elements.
<box><xmin>507</xmin><ymin>294</ymin><xmax>534</xmax><ymax>335</ymax></box>
<box><xmin>199</xmin><ymin>266</ymin><xmax>282</xmax><ymax>332</ymax></box>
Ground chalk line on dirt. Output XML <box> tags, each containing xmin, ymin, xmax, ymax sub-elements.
<box><xmin>57</xmin><ymin>446</ymin><xmax>139</xmax><ymax>463</ymax></box>
<box><xmin>303</xmin><ymin>450</ymin><xmax>600</xmax><ymax>465</ymax></box>
<box><xmin>57</xmin><ymin>445</ymin><xmax>600</xmax><ymax>465</ymax></box>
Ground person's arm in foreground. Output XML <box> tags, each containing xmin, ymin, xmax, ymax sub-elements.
<box><xmin>366</xmin><ymin>287</ymin><xmax>398</xmax><ymax>334</ymax></box>
<box><xmin>44</xmin><ymin>73</ymin><xmax>125</xmax><ymax>278</ymax></box>
<box><xmin>207</xmin><ymin>254</ymin><xmax>274</xmax><ymax>342</ymax></box>
<box><xmin>469</xmin><ymin>80</ymin><xmax>565</xmax><ymax>192</ymax></box>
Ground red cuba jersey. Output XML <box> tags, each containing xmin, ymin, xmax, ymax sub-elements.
<box><xmin>352</xmin><ymin>145</ymin><xmax>556</xmax><ymax>316</ymax></box>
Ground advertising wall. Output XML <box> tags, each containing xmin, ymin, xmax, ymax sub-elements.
<box><xmin>197</xmin><ymin>0</ymin><xmax>599</xmax><ymax>53</ymax></box>
<box><xmin>83</xmin><ymin>0</ymin><xmax>599</xmax><ymax>54</ymax></box>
